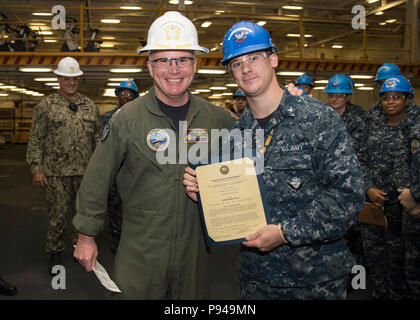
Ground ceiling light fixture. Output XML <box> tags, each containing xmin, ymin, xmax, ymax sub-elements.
<box><xmin>120</xmin><ymin>6</ymin><xmax>142</xmax><ymax>10</ymax></box>
<box><xmin>197</xmin><ymin>69</ymin><xmax>226</xmax><ymax>75</ymax></box>
<box><xmin>277</xmin><ymin>71</ymin><xmax>304</xmax><ymax>76</ymax></box>
<box><xmin>110</xmin><ymin>68</ymin><xmax>142</xmax><ymax>73</ymax></box>
<box><xmin>209</xmin><ymin>86</ymin><xmax>227</xmax><ymax>90</ymax></box>
<box><xmin>34</xmin><ymin>78</ymin><xmax>57</xmax><ymax>81</ymax></box>
<box><xmin>101</xmin><ymin>19</ymin><xmax>120</xmax><ymax>24</ymax></box>
<box><xmin>286</xmin><ymin>34</ymin><xmax>313</xmax><ymax>38</ymax></box>
<box><xmin>20</xmin><ymin>67</ymin><xmax>52</xmax><ymax>72</ymax></box>
<box><xmin>282</xmin><ymin>6</ymin><xmax>303</xmax><ymax>10</ymax></box>
<box><xmin>257</xmin><ymin>21</ymin><xmax>266</xmax><ymax>26</ymax></box>
<box><xmin>201</xmin><ymin>21</ymin><xmax>212</xmax><ymax>28</ymax></box>
<box><xmin>349</xmin><ymin>75</ymin><xmax>374</xmax><ymax>79</ymax></box>
<box><xmin>32</xmin><ymin>12</ymin><xmax>53</xmax><ymax>16</ymax></box>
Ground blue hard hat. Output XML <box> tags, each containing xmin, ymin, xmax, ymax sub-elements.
<box><xmin>379</xmin><ymin>75</ymin><xmax>414</xmax><ymax>98</ymax></box>
<box><xmin>344</xmin><ymin>74</ymin><xmax>355</xmax><ymax>89</ymax></box>
<box><xmin>233</xmin><ymin>89</ymin><xmax>246</xmax><ymax>98</ymax></box>
<box><xmin>296</xmin><ymin>86</ymin><xmax>307</xmax><ymax>95</ymax></box>
<box><xmin>222</xmin><ymin>21</ymin><xmax>278</xmax><ymax>65</ymax></box>
<box><xmin>375</xmin><ymin>63</ymin><xmax>401</xmax><ymax>82</ymax></box>
<box><xmin>324</xmin><ymin>74</ymin><xmax>353</xmax><ymax>94</ymax></box>
<box><xmin>115</xmin><ymin>80</ymin><xmax>139</xmax><ymax>98</ymax></box>
<box><xmin>296</xmin><ymin>74</ymin><xmax>314</xmax><ymax>86</ymax></box>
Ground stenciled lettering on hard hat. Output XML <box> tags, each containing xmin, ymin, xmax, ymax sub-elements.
<box><xmin>227</xmin><ymin>27</ymin><xmax>253</xmax><ymax>42</ymax></box>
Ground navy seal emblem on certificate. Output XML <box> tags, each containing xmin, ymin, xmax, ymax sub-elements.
<box><xmin>147</xmin><ymin>128</ymin><xmax>170</xmax><ymax>152</ymax></box>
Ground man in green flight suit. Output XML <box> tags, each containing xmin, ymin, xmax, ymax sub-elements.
<box><xmin>72</xmin><ymin>11</ymin><xmax>235</xmax><ymax>299</ymax></box>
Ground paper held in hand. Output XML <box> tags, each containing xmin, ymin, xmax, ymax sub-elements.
<box><xmin>92</xmin><ymin>260</ymin><xmax>122</xmax><ymax>293</ymax></box>
<box><xmin>73</xmin><ymin>245</ymin><xmax>121</xmax><ymax>293</ymax></box>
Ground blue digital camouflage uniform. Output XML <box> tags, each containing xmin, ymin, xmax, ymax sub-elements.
<box><xmin>230</xmin><ymin>89</ymin><xmax>365</xmax><ymax>300</ymax></box>
<box><xmin>401</xmin><ymin>102</ymin><xmax>420</xmax><ymax>299</ymax></box>
<box><xmin>341</xmin><ymin>103</ymin><xmax>367</xmax><ymax>266</ymax></box>
<box><xmin>358</xmin><ymin>102</ymin><xmax>412</xmax><ymax>299</ymax></box>
<box><xmin>101</xmin><ymin>106</ymin><xmax>123</xmax><ymax>252</ymax></box>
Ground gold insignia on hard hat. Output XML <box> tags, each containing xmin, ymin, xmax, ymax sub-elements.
<box><xmin>165</xmin><ymin>24</ymin><xmax>180</xmax><ymax>41</ymax></box>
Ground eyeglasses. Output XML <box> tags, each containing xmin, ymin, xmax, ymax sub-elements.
<box><xmin>227</xmin><ymin>51</ymin><xmax>270</xmax><ymax>72</ymax></box>
<box><xmin>69</xmin><ymin>102</ymin><xmax>78</xmax><ymax>112</ymax></box>
<box><xmin>327</xmin><ymin>93</ymin><xmax>347</xmax><ymax>99</ymax></box>
<box><xmin>382</xmin><ymin>94</ymin><xmax>406</xmax><ymax>102</ymax></box>
<box><xmin>119</xmin><ymin>91</ymin><xmax>134</xmax><ymax>97</ymax></box>
<box><xmin>149</xmin><ymin>56</ymin><xmax>195</xmax><ymax>69</ymax></box>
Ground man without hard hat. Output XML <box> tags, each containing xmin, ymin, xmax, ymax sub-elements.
<box><xmin>26</xmin><ymin>57</ymin><xmax>101</xmax><ymax>275</ymax></box>
<box><xmin>73</xmin><ymin>12</ymin><xmax>235</xmax><ymax>299</ymax></box>
<box><xmin>185</xmin><ymin>21</ymin><xmax>365</xmax><ymax>299</ymax></box>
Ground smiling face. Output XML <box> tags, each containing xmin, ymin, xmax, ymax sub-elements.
<box><xmin>147</xmin><ymin>50</ymin><xmax>196</xmax><ymax>106</ymax></box>
<box><xmin>381</xmin><ymin>91</ymin><xmax>408</xmax><ymax>119</ymax></box>
<box><xmin>58</xmin><ymin>76</ymin><xmax>79</xmax><ymax>100</ymax></box>
<box><xmin>229</xmin><ymin>50</ymin><xmax>278</xmax><ymax>98</ymax></box>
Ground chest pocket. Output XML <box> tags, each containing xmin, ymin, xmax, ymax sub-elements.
<box><xmin>264</xmin><ymin>152</ymin><xmax>314</xmax><ymax>203</ymax></box>
<box><xmin>81</xmin><ymin>113</ymin><xmax>97</xmax><ymax>133</ymax></box>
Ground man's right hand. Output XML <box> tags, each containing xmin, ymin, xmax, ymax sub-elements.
<box><xmin>73</xmin><ymin>233</ymin><xmax>98</xmax><ymax>272</ymax></box>
<box><xmin>32</xmin><ymin>173</ymin><xmax>47</xmax><ymax>187</ymax></box>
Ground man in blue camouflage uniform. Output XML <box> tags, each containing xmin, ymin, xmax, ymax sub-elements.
<box><xmin>101</xmin><ymin>80</ymin><xmax>139</xmax><ymax>254</ymax></box>
<box><xmin>358</xmin><ymin>75</ymin><xmax>415</xmax><ymax>299</ymax></box>
<box><xmin>185</xmin><ymin>22</ymin><xmax>365</xmax><ymax>299</ymax></box>
<box><xmin>324</xmin><ymin>74</ymin><xmax>366</xmax><ymax>267</ymax></box>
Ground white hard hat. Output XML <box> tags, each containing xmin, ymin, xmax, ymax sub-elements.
<box><xmin>53</xmin><ymin>57</ymin><xmax>83</xmax><ymax>77</ymax></box>
<box><xmin>137</xmin><ymin>11</ymin><xmax>208</xmax><ymax>55</ymax></box>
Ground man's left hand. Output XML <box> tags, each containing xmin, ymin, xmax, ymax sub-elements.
<box><xmin>242</xmin><ymin>224</ymin><xmax>285</xmax><ymax>252</ymax></box>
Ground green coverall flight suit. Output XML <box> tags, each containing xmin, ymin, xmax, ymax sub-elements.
<box><xmin>73</xmin><ymin>88</ymin><xmax>234</xmax><ymax>299</ymax></box>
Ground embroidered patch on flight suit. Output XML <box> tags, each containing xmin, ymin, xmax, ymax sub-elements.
<box><xmin>185</xmin><ymin>128</ymin><xmax>208</xmax><ymax>143</ymax></box>
<box><xmin>101</xmin><ymin>124</ymin><xmax>110</xmax><ymax>142</ymax></box>
<box><xmin>411</xmin><ymin>139</ymin><xmax>419</xmax><ymax>154</ymax></box>
<box><xmin>147</xmin><ymin>128</ymin><xmax>170</xmax><ymax>151</ymax></box>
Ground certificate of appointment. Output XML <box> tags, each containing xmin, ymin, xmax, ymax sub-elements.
<box><xmin>193</xmin><ymin>157</ymin><xmax>271</xmax><ymax>246</ymax></box>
